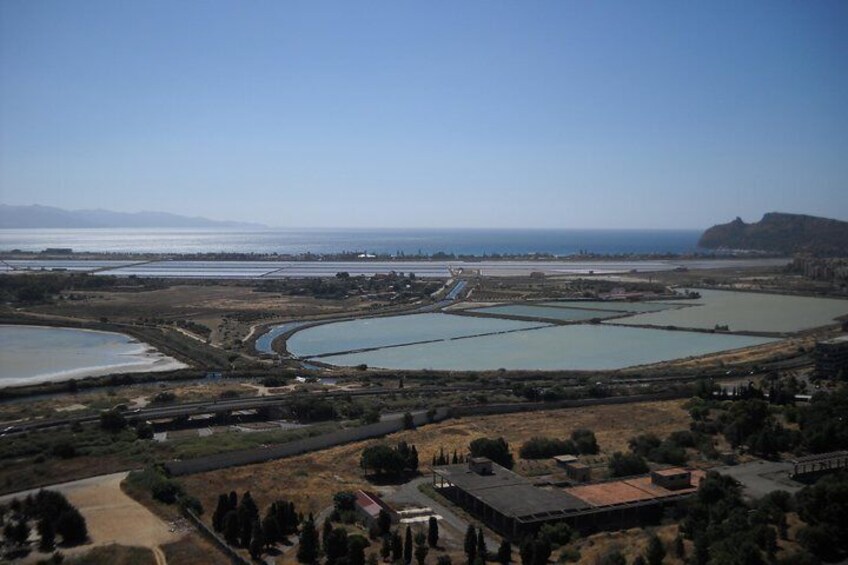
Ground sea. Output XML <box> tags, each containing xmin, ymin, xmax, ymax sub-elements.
<box><xmin>0</xmin><ymin>228</ymin><xmax>703</xmax><ymax>256</ymax></box>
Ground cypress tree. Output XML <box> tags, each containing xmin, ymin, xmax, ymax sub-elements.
<box><xmin>212</xmin><ymin>494</ymin><xmax>229</xmax><ymax>532</ymax></box>
<box><xmin>477</xmin><ymin>528</ymin><xmax>487</xmax><ymax>561</ymax></box>
<box><xmin>392</xmin><ymin>530</ymin><xmax>403</xmax><ymax>562</ymax></box>
<box><xmin>381</xmin><ymin>534</ymin><xmax>392</xmax><ymax>561</ymax></box>
<box><xmin>297</xmin><ymin>515</ymin><xmax>320</xmax><ymax>564</ymax></box>
<box><xmin>323</xmin><ymin>519</ymin><xmax>333</xmax><ymax>556</ymax></box>
<box><xmin>496</xmin><ymin>539</ymin><xmax>511</xmax><ymax>564</ymax></box>
<box><xmin>262</xmin><ymin>514</ymin><xmax>279</xmax><ymax>546</ymax></box>
<box><xmin>415</xmin><ymin>531</ymin><xmax>429</xmax><ymax>565</ymax></box>
<box><xmin>464</xmin><ymin>525</ymin><xmax>477</xmax><ymax>565</ymax></box>
<box><xmin>518</xmin><ymin>540</ymin><xmax>533</xmax><ymax>565</ymax></box>
<box><xmin>427</xmin><ymin>516</ymin><xmax>439</xmax><ymax>548</ymax></box>
<box><xmin>223</xmin><ymin>511</ymin><xmax>239</xmax><ymax>546</ymax></box>
<box><xmin>404</xmin><ymin>525</ymin><xmax>413</xmax><ymax>564</ymax></box>
<box><xmin>378</xmin><ymin>509</ymin><xmax>392</xmax><ymax>536</ymax></box>
<box><xmin>250</xmin><ymin>521</ymin><xmax>265</xmax><ymax>560</ymax></box>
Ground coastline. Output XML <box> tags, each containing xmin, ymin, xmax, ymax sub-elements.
<box><xmin>0</xmin><ymin>325</ymin><xmax>188</xmax><ymax>387</ymax></box>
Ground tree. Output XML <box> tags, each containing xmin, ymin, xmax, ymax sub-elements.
<box><xmin>361</xmin><ymin>444</ymin><xmax>407</xmax><ymax>478</ymax></box>
<box><xmin>437</xmin><ymin>556</ymin><xmax>453</xmax><ymax>565</ymax></box>
<box><xmin>38</xmin><ymin>517</ymin><xmax>55</xmax><ymax>552</ymax></box>
<box><xmin>465</xmin><ymin>525</ymin><xmax>478</xmax><ymax>565</ymax></box>
<box><xmin>325</xmin><ymin>527</ymin><xmax>350</xmax><ymax>565</ymax></box>
<box><xmin>519</xmin><ymin>437</ymin><xmax>578</xmax><ymax>459</ymax></box>
<box><xmin>415</xmin><ymin>531</ymin><xmax>429</xmax><ymax>565</ymax></box>
<box><xmin>404</xmin><ymin>412</ymin><xmax>416</xmax><ymax>430</ymax></box>
<box><xmin>392</xmin><ymin>530</ymin><xmax>403</xmax><ymax>562</ymax></box>
<box><xmin>477</xmin><ymin>528</ymin><xmax>487</xmax><ymax>561</ymax></box>
<box><xmin>348</xmin><ymin>535</ymin><xmax>368</xmax><ymax>565</ymax></box>
<box><xmin>297</xmin><ymin>515</ymin><xmax>320</xmax><ymax>564</ymax></box>
<box><xmin>404</xmin><ymin>525</ymin><xmax>413</xmax><ymax>565</ymax></box>
<box><xmin>5</xmin><ymin>520</ymin><xmax>29</xmax><ymax>546</ymax></box>
<box><xmin>237</xmin><ymin>492</ymin><xmax>259</xmax><ymax>547</ymax></box>
<box><xmin>381</xmin><ymin>534</ymin><xmax>392</xmax><ymax>561</ymax></box>
<box><xmin>136</xmin><ymin>421</ymin><xmax>154</xmax><ymax>440</ymax></box>
<box><xmin>262</xmin><ymin>514</ymin><xmax>279</xmax><ymax>547</ymax></box>
<box><xmin>334</xmin><ymin>491</ymin><xmax>357</xmax><ymax>514</ymax></box>
<box><xmin>323</xmin><ymin>519</ymin><xmax>333</xmax><ymax>555</ymax></box>
<box><xmin>496</xmin><ymin>539</ymin><xmax>512</xmax><ymax>564</ymax></box>
<box><xmin>428</xmin><ymin>516</ymin><xmax>439</xmax><ymax>548</ymax></box>
<box><xmin>212</xmin><ymin>494</ymin><xmax>231</xmax><ymax>532</ymax></box>
<box><xmin>571</xmin><ymin>429</ymin><xmax>599</xmax><ymax>454</ymax></box>
<box><xmin>519</xmin><ymin>540</ymin><xmax>533</xmax><ymax>565</ymax></box>
<box><xmin>224</xmin><ymin>511</ymin><xmax>239</xmax><ymax>546</ymax></box>
<box><xmin>56</xmin><ymin>508</ymin><xmax>87</xmax><ymax>546</ymax></box>
<box><xmin>531</xmin><ymin>537</ymin><xmax>550</xmax><ymax>565</ymax></box>
<box><xmin>608</xmin><ymin>452</ymin><xmax>649</xmax><ymax>477</ymax></box>
<box><xmin>645</xmin><ymin>534</ymin><xmax>666</xmax><ymax>565</ymax></box>
<box><xmin>469</xmin><ymin>438</ymin><xmax>514</xmax><ymax>469</ymax></box>
<box><xmin>249</xmin><ymin>521</ymin><xmax>265</xmax><ymax>560</ymax></box>
<box><xmin>378</xmin><ymin>508</ymin><xmax>392</xmax><ymax>536</ymax></box>
<box><xmin>99</xmin><ymin>409</ymin><xmax>126</xmax><ymax>432</ymax></box>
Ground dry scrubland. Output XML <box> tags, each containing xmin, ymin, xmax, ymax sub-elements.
<box><xmin>182</xmin><ymin>399</ymin><xmax>691</xmax><ymax>518</ymax></box>
<box><xmin>24</xmin><ymin>284</ymin><xmax>371</xmax><ymax>346</ymax></box>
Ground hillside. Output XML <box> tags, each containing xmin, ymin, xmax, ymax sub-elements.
<box><xmin>699</xmin><ymin>212</ymin><xmax>848</xmax><ymax>256</ymax></box>
<box><xmin>0</xmin><ymin>205</ymin><xmax>265</xmax><ymax>229</ymax></box>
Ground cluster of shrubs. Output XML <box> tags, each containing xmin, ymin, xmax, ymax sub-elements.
<box><xmin>468</xmin><ymin>437</ymin><xmax>514</xmax><ymax>469</ymax></box>
<box><xmin>678</xmin><ymin>471</ymin><xmax>847</xmax><ymax>564</ymax></box>
<box><xmin>360</xmin><ymin>441</ymin><xmax>419</xmax><ymax>479</ymax></box>
<box><xmin>126</xmin><ymin>467</ymin><xmax>202</xmax><ymax>514</ymax></box>
<box><xmin>518</xmin><ymin>429</ymin><xmax>599</xmax><ymax>459</ymax></box>
<box><xmin>1</xmin><ymin>489</ymin><xmax>87</xmax><ymax>560</ymax></box>
<box><xmin>689</xmin><ymin>380</ymin><xmax>848</xmax><ymax>459</ymax></box>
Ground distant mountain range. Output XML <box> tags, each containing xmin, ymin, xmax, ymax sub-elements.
<box><xmin>0</xmin><ymin>205</ymin><xmax>265</xmax><ymax>229</ymax></box>
<box><xmin>699</xmin><ymin>212</ymin><xmax>848</xmax><ymax>256</ymax></box>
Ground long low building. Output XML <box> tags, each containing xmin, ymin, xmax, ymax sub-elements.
<box><xmin>433</xmin><ymin>458</ymin><xmax>704</xmax><ymax>538</ymax></box>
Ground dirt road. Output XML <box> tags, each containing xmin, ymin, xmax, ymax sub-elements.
<box><xmin>1</xmin><ymin>471</ymin><xmax>180</xmax><ymax>563</ymax></box>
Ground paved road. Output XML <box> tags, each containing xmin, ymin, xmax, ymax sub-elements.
<box><xmin>716</xmin><ymin>460</ymin><xmax>804</xmax><ymax>499</ymax></box>
<box><xmin>387</xmin><ymin>476</ymin><xmax>500</xmax><ymax>550</ymax></box>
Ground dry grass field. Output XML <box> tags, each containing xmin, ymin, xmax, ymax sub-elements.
<box><xmin>182</xmin><ymin>399</ymin><xmax>692</xmax><ymax>520</ymax></box>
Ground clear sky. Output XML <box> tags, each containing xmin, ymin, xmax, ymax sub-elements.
<box><xmin>1</xmin><ymin>1</ymin><xmax>846</xmax><ymax>229</ymax></box>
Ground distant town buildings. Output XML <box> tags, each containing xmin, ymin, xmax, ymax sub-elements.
<box><xmin>814</xmin><ymin>335</ymin><xmax>848</xmax><ymax>378</ymax></box>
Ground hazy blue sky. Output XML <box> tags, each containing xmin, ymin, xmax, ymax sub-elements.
<box><xmin>1</xmin><ymin>1</ymin><xmax>846</xmax><ymax>229</ymax></box>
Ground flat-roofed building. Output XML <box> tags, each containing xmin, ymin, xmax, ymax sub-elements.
<box><xmin>433</xmin><ymin>459</ymin><xmax>705</xmax><ymax>539</ymax></box>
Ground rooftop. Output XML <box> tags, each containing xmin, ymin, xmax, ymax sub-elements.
<box><xmin>565</xmin><ymin>469</ymin><xmax>705</xmax><ymax>507</ymax></box>
<box><xmin>653</xmin><ymin>468</ymin><xmax>690</xmax><ymax>477</ymax></box>
<box><xmin>434</xmin><ymin>463</ymin><xmax>589</xmax><ymax>520</ymax></box>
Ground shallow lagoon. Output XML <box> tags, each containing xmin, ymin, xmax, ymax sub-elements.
<box><xmin>0</xmin><ymin>325</ymin><xmax>186</xmax><ymax>385</ymax></box>
<box><xmin>317</xmin><ymin>324</ymin><xmax>775</xmax><ymax>371</ymax></box>
<box><xmin>286</xmin><ymin>313</ymin><xmax>546</xmax><ymax>357</ymax></box>
<box><xmin>613</xmin><ymin>289</ymin><xmax>848</xmax><ymax>333</ymax></box>
<box><xmin>472</xmin><ymin>304</ymin><xmax>620</xmax><ymax>321</ymax></box>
